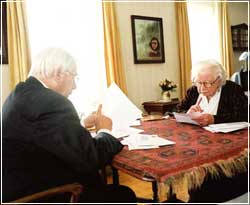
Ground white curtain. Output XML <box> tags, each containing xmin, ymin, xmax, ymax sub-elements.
<box><xmin>26</xmin><ymin>0</ymin><xmax>107</xmax><ymax>115</ymax></box>
<box><xmin>187</xmin><ymin>1</ymin><xmax>221</xmax><ymax>66</ymax></box>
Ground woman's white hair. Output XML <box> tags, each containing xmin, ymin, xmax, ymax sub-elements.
<box><xmin>191</xmin><ymin>59</ymin><xmax>227</xmax><ymax>86</ymax></box>
<box><xmin>28</xmin><ymin>47</ymin><xmax>76</xmax><ymax>78</ymax></box>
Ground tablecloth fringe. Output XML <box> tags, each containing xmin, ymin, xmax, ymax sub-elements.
<box><xmin>158</xmin><ymin>148</ymin><xmax>248</xmax><ymax>202</ymax></box>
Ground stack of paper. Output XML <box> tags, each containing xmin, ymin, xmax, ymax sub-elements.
<box><xmin>121</xmin><ymin>134</ymin><xmax>175</xmax><ymax>150</ymax></box>
<box><xmin>203</xmin><ymin>122</ymin><xmax>249</xmax><ymax>133</ymax></box>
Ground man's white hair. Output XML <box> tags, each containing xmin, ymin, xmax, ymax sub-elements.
<box><xmin>28</xmin><ymin>47</ymin><xmax>76</xmax><ymax>78</ymax></box>
<box><xmin>191</xmin><ymin>59</ymin><xmax>227</xmax><ymax>86</ymax></box>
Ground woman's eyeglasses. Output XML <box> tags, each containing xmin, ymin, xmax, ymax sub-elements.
<box><xmin>193</xmin><ymin>76</ymin><xmax>220</xmax><ymax>88</ymax></box>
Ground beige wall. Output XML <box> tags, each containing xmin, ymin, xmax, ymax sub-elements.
<box><xmin>1</xmin><ymin>2</ymin><xmax>247</xmax><ymax>110</ymax></box>
<box><xmin>1</xmin><ymin>64</ymin><xmax>11</xmax><ymax>107</ymax></box>
<box><xmin>228</xmin><ymin>2</ymin><xmax>248</xmax><ymax>74</ymax></box>
<box><xmin>115</xmin><ymin>2</ymin><xmax>180</xmax><ymax>110</ymax></box>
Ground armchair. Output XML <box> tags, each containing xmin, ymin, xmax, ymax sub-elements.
<box><xmin>8</xmin><ymin>183</ymin><xmax>84</xmax><ymax>204</ymax></box>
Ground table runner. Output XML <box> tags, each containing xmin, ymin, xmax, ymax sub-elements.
<box><xmin>112</xmin><ymin>119</ymin><xmax>248</xmax><ymax>202</ymax></box>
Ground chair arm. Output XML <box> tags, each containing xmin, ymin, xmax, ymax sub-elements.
<box><xmin>9</xmin><ymin>183</ymin><xmax>84</xmax><ymax>203</ymax></box>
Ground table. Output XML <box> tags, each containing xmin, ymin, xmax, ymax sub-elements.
<box><xmin>142</xmin><ymin>100</ymin><xmax>179</xmax><ymax>115</ymax></box>
<box><xmin>111</xmin><ymin>119</ymin><xmax>248</xmax><ymax>202</ymax></box>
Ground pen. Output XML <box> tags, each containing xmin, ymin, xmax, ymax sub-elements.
<box><xmin>196</xmin><ymin>97</ymin><xmax>202</xmax><ymax>106</ymax></box>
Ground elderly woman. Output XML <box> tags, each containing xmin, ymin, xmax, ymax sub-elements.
<box><xmin>177</xmin><ymin>59</ymin><xmax>248</xmax><ymax>126</ymax></box>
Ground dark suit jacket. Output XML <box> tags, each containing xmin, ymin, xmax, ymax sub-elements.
<box><xmin>2</xmin><ymin>77</ymin><xmax>123</xmax><ymax>202</ymax></box>
<box><xmin>177</xmin><ymin>80</ymin><xmax>248</xmax><ymax>123</ymax></box>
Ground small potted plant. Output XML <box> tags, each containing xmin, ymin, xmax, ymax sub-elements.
<box><xmin>159</xmin><ymin>78</ymin><xmax>177</xmax><ymax>102</ymax></box>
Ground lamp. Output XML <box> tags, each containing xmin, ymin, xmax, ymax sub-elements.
<box><xmin>239</xmin><ymin>51</ymin><xmax>249</xmax><ymax>71</ymax></box>
<box><xmin>239</xmin><ymin>51</ymin><xmax>248</xmax><ymax>61</ymax></box>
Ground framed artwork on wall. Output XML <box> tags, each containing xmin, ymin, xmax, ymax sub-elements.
<box><xmin>131</xmin><ymin>15</ymin><xmax>165</xmax><ymax>64</ymax></box>
<box><xmin>1</xmin><ymin>2</ymin><xmax>8</xmax><ymax>64</ymax></box>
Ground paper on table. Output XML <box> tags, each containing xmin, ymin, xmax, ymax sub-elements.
<box><xmin>101</xmin><ymin>83</ymin><xmax>142</xmax><ymax>131</ymax></box>
<box><xmin>203</xmin><ymin>122</ymin><xmax>249</xmax><ymax>133</ymax></box>
<box><xmin>112</xmin><ymin>127</ymin><xmax>143</xmax><ymax>139</ymax></box>
<box><xmin>121</xmin><ymin>134</ymin><xmax>176</xmax><ymax>150</ymax></box>
<box><xmin>173</xmin><ymin>112</ymin><xmax>200</xmax><ymax>125</ymax></box>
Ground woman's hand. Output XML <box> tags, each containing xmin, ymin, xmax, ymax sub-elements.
<box><xmin>191</xmin><ymin>113</ymin><xmax>214</xmax><ymax>126</ymax></box>
<box><xmin>187</xmin><ymin>104</ymin><xmax>203</xmax><ymax>114</ymax></box>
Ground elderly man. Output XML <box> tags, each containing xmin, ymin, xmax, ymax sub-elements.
<box><xmin>177</xmin><ymin>59</ymin><xmax>248</xmax><ymax>126</ymax></box>
<box><xmin>2</xmin><ymin>47</ymin><xmax>136</xmax><ymax>203</ymax></box>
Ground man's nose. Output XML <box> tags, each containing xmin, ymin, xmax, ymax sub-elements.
<box><xmin>72</xmin><ymin>80</ymin><xmax>77</xmax><ymax>90</ymax></box>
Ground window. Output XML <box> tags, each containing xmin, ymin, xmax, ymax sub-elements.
<box><xmin>26</xmin><ymin>0</ymin><xmax>107</xmax><ymax>115</ymax></box>
<box><xmin>187</xmin><ymin>2</ymin><xmax>221</xmax><ymax>66</ymax></box>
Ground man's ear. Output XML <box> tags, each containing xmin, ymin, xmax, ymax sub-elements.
<box><xmin>52</xmin><ymin>65</ymin><xmax>63</xmax><ymax>83</ymax></box>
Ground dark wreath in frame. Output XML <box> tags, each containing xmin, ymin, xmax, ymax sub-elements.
<box><xmin>131</xmin><ymin>15</ymin><xmax>165</xmax><ymax>64</ymax></box>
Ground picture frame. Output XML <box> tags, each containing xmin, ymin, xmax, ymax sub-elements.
<box><xmin>1</xmin><ymin>2</ymin><xmax>8</xmax><ymax>64</ymax></box>
<box><xmin>131</xmin><ymin>15</ymin><xmax>165</xmax><ymax>64</ymax></box>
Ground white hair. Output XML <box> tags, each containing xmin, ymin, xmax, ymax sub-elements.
<box><xmin>191</xmin><ymin>59</ymin><xmax>227</xmax><ymax>86</ymax></box>
<box><xmin>28</xmin><ymin>47</ymin><xmax>77</xmax><ymax>78</ymax></box>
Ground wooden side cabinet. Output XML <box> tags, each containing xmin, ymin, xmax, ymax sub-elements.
<box><xmin>142</xmin><ymin>100</ymin><xmax>179</xmax><ymax>115</ymax></box>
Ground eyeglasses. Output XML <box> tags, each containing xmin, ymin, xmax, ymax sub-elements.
<box><xmin>193</xmin><ymin>76</ymin><xmax>220</xmax><ymax>88</ymax></box>
<box><xmin>65</xmin><ymin>71</ymin><xmax>79</xmax><ymax>82</ymax></box>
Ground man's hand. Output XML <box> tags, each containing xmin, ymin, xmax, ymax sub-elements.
<box><xmin>83</xmin><ymin>113</ymin><xmax>96</xmax><ymax>128</ymax></box>
<box><xmin>95</xmin><ymin>104</ymin><xmax>112</xmax><ymax>131</ymax></box>
<box><xmin>191</xmin><ymin>113</ymin><xmax>214</xmax><ymax>126</ymax></box>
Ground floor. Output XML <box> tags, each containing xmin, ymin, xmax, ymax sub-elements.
<box><xmin>107</xmin><ymin>171</ymin><xmax>153</xmax><ymax>200</ymax></box>
<box><xmin>106</xmin><ymin>169</ymin><xmax>248</xmax><ymax>204</ymax></box>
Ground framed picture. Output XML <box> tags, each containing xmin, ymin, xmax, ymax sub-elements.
<box><xmin>131</xmin><ymin>15</ymin><xmax>165</xmax><ymax>64</ymax></box>
<box><xmin>1</xmin><ymin>2</ymin><xmax>8</xmax><ymax>64</ymax></box>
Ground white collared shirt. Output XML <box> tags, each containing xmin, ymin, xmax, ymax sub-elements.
<box><xmin>35</xmin><ymin>77</ymin><xmax>48</xmax><ymax>88</ymax></box>
<box><xmin>198</xmin><ymin>88</ymin><xmax>222</xmax><ymax>115</ymax></box>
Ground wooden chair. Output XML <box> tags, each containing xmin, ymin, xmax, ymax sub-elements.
<box><xmin>8</xmin><ymin>183</ymin><xmax>84</xmax><ymax>204</ymax></box>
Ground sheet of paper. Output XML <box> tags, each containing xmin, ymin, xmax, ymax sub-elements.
<box><xmin>112</xmin><ymin>127</ymin><xmax>143</xmax><ymax>139</ymax></box>
<box><xmin>100</xmin><ymin>83</ymin><xmax>142</xmax><ymax>131</ymax></box>
<box><xmin>90</xmin><ymin>127</ymin><xmax>143</xmax><ymax>139</ymax></box>
<box><xmin>173</xmin><ymin>112</ymin><xmax>200</xmax><ymax>125</ymax></box>
<box><xmin>203</xmin><ymin>122</ymin><xmax>249</xmax><ymax>133</ymax></box>
<box><xmin>121</xmin><ymin>134</ymin><xmax>176</xmax><ymax>150</ymax></box>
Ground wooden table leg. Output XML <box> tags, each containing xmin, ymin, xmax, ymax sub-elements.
<box><xmin>152</xmin><ymin>181</ymin><xmax>159</xmax><ymax>202</ymax></box>
<box><xmin>111</xmin><ymin>167</ymin><xmax>119</xmax><ymax>185</ymax></box>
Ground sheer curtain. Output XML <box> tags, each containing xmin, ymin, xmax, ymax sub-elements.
<box><xmin>26</xmin><ymin>0</ymin><xmax>107</xmax><ymax>115</ymax></box>
<box><xmin>187</xmin><ymin>1</ymin><xmax>221</xmax><ymax>66</ymax></box>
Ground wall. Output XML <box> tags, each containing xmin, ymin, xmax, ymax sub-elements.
<box><xmin>115</xmin><ymin>2</ymin><xmax>180</xmax><ymax>110</ymax></box>
<box><xmin>1</xmin><ymin>64</ymin><xmax>11</xmax><ymax>107</ymax></box>
<box><xmin>228</xmin><ymin>2</ymin><xmax>248</xmax><ymax>74</ymax></box>
<box><xmin>1</xmin><ymin>2</ymin><xmax>248</xmax><ymax>110</ymax></box>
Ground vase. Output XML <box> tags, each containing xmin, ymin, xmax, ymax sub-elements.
<box><xmin>162</xmin><ymin>91</ymin><xmax>171</xmax><ymax>102</ymax></box>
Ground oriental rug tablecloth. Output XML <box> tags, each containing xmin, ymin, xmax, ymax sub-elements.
<box><xmin>112</xmin><ymin>119</ymin><xmax>248</xmax><ymax>202</ymax></box>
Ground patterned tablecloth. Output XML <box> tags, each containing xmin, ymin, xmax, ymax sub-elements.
<box><xmin>112</xmin><ymin>119</ymin><xmax>248</xmax><ymax>202</ymax></box>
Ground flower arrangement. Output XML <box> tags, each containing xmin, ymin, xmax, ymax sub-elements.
<box><xmin>159</xmin><ymin>78</ymin><xmax>177</xmax><ymax>93</ymax></box>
